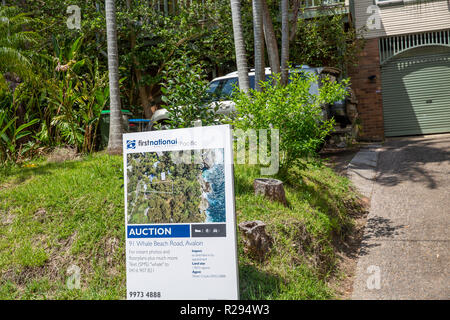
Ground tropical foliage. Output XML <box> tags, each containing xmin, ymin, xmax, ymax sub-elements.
<box><xmin>0</xmin><ymin>1</ymin><xmax>364</xmax><ymax>165</ymax></box>
<box><xmin>0</xmin><ymin>6</ymin><xmax>39</xmax><ymax>79</ymax></box>
<box><xmin>0</xmin><ymin>104</ymin><xmax>38</xmax><ymax>163</ymax></box>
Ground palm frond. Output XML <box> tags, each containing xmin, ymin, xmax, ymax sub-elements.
<box><xmin>0</xmin><ymin>46</ymin><xmax>31</xmax><ymax>78</ymax></box>
<box><xmin>0</xmin><ymin>6</ymin><xmax>41</xmax><ymax>80</ymax></box>
<box><xmin>0</xmin><ymin>31</ymin><xmax>39</xmax><ymax>48</ymax></box>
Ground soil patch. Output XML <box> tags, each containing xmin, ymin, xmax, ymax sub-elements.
<box><xmin>320</xmin><ymin>146</ymin><xmax>360</xmax><ymax>176</ymax></box>
<box><xmin>320</xmin><ymin>146</ymin><xmax>371</xmax><ymax>299</ymax></box>
<box><xmin>46</xmin><ymin>147</ymin><xmax>80</xmax><ymax>163</ymax></box>
<box><xmin>328</xmin><ymin>195</ymin><xmax>369</xmax><ymax>299</ymax></box>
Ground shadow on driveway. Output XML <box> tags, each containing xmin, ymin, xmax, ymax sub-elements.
<box><xmin>358</xmin><ymin>216</ymin><xmax>406</xmax><ymax>256</ymax></box>
<box><xmin>376</xmin><ymin>134</ymin><xmax>450</xmax><ymax>189</ymax></box>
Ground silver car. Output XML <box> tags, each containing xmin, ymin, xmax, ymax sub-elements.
<box><xmin>149</xmin><ymin>65</ymin><xmax>343</xmax><ymax>129</ymax></box>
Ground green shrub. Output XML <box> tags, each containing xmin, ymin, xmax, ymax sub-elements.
<box><xmin>160</xmin><ymin>55</ymin><xmax>223</xmax><ymax>129</ymax></box>
<box><xmin>0</xmin><ymin>104</ymin><xmax>39</xmax><ymax>164</ymax></box>
<box><xmin>231</xmin><ymin>72</ymin><xmax>348</xmax><ymax>168</ymax></box>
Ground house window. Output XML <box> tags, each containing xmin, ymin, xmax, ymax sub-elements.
<box><xmin>375</xmin><ymin>0</ymin><xmax>404</xmax><ymax>6</ymax></box>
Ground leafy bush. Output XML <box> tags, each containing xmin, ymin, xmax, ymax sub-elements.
<box><xmin>43</xmin><ymin>37</ymin><xmax>110</xmax><ymax>153</ymax></box>
<box><xmin>0</xmin><ymin>104</ymin><xmax>39</xmax><ymax>164</ymax></box>
<box><xmin>160</xmin><ymin>56</ymin><xmax>222</xmax><ymax>129</ymax></box>
<box><xmin>1</xmin><ymin>36</ymin><xmax>110</xmax><ymax>162</ymax></box>
<box><xmin>231</xmin><ymin>72</ymin><xmax>349</xmax><ymax>167</ymax></box>
<box><xmin>291</xmin><ymin>11</ymin><xmax>366</xmax><ymax>71</ymax></box>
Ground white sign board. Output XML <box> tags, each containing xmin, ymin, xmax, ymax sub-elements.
<box><xmin>123</xmin><ymin>125</ymin><xmax>239</xmax><ymax>300</ymax></box>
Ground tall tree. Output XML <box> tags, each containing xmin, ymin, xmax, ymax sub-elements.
<box><xmin>252</xmin><ymin>0</ymin><xmax>265</xmax><ymax>92</ymax></box>
<box><xmin>289</xmin><ymin>0</ymin><xmax>302</xmax><ymax>42</ymax></box>
<box><xmin>230</xmin><ymin>0</ymin><xmax>250</xmax><ymax>93</ymax></box>
<box><xmin>126</xmin><ymin>0</ymin><xmax>153</xmax><ymax>119</ymax></box>
<box><xmin>105</xmin><ymin>0</ymin><xmax>123</xmax><ymax>153</ymax></box>
<box><xmin>280</xmin><ymin>0</ymin><xmax>289</xmax><ymax>86</ymax></box>
<box><xmin>261</xmin><ymin>0</ymin><xmax>280</xmax><ymax>78</ymax></box>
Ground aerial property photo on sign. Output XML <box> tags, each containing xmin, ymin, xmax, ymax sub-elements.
<box><xmin>126</xmin><ymin>148</ymin><xmax>226</xmax><ymax>225</ymax></box>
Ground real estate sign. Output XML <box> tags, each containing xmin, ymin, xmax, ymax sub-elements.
<box><xmin>123</xmin><ymin>125</ymin><xmax>239</xmax><ymax>300</ymax></box>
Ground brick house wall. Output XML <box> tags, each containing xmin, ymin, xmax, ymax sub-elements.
<box><xmin>349</xmin><ymin>38</ymin><xmax>384</xmax><ymax>141</ymax></box>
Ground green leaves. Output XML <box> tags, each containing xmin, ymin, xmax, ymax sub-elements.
<box><xmin>160</xmin><ymin>55</ymin><xmax>223</xmax><ymax>129</ymax></box>
<box><xmin>0</xmin><ymin>108</ymin><xmax>39</xmax><ymax>163</ymax></box>
<box><xmin>232</xmin><ymin>72</ymin><xmax>348</xmax><ymax>167</ymax></box>
<box><xmin>291</xmin><ymin>12</ymin><xmax>365</xmax><ymax>70</ymax></box>
<box><xmin>0</xmin><ymin>6</ymin><xmax>41</xmax><ymax>80</ymax></box>
<box><xmin>46</xmin><ymin>48</ymin><xmax>110</xmax><ymax>153</ymax></box>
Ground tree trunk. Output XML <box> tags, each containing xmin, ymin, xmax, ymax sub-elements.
<box><xmin>105</xmin><ymin>0</ymin><xmax>123</xmax><ymax>153</ymax></box>
<box><xmin>261</xmin><ymin>0</ymin><xmax>280</xmax><ymax>78</ymax></box>
<box><xmin>252</xmin><ymin>0</ymin><xmax>265</xmax><ymax>92</ymax></box>
<box><xmin>280</xmin><ymin>0</ymin><xmax>289</xmax><ymax>86</ymax></box>
<box><xmin>290</xmin><ymin>0</ymin><xmax>302</xmax><ymax>42</ymax></box>
<box><xmin>164</xmin><ymin>0</ymin><xmax>169</xmax><ymax>16</ymax></box>
<box><xmin>230</xmin><ymin>0</ymin><xmax>250</xmax><ymax>93</ymax></box>
<box><xmin>126</xmin><ymin>0</ymin><xmax>153</xmax><ymax>119</ymax></box>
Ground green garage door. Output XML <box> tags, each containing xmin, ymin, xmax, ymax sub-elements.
<box><xmin>382</xmin><ymin>51</ymin><xmax>450</xmax><ymax>137</ymax></box>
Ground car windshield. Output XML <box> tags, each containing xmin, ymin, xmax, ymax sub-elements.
<box><xmin>207</xmin><ymin>75</ymin><xmax>277</xmax><ymax>101</ymax></box>
<box><xmin>206</xmin><ymin>71</ymin><xmax>312</xmax><ymax>101</ymax></box>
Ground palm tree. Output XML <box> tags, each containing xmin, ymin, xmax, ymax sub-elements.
<box><xmin>0</xmin><ymin>6</ymin><xmax>38</xmax><ymax>80</ymax></box>
<box><xmin>252</xmin><ymin>0</ymin><xmax>264</xmax><ymax>92</ymax></box>
<box><xmin>230</xmin><ymin>0</ymin><xmax>250</xmax><ymax>93</ymax></box>
<box><xmin>105</xmin><ymin>0</ymin><xmax>123</xmax><ymax>153</ymax></box>
<box><xmin>280</xmin><ymin>0</ymin><xmax>289</xmax><ymax>86</ymax></box>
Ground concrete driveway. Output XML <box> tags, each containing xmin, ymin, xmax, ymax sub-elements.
<box><xmin>352</xmin><ymin>134</ymin><xmax>450</xmax><ymax>300</ymax></box>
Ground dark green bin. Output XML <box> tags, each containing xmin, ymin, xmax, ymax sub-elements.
<box><xmin>98</xmin><ymin>109</ymin><xmax>133</xmax><ymax>150</ymax></box>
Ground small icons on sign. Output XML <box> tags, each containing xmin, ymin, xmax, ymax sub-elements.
<box><xmin>191</xmin><ymin>224</ymin><xmax>226</xmax><ymax>238</ymax></box>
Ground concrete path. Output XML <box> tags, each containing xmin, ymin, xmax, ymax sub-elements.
<box><xmin>347</xmin><ymin>144</ymin><xmax>382</xmax><ymax>198</ymax></box>
<box><xmin>351</xmin><ymin>134</ymin><xmax>450</xmax><ymax>300</ymax></box>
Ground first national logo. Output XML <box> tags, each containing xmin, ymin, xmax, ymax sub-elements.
<box><xmin>127</xmin><ymin>140</ymin><xmax>136</xmax><ymax>150</ymax></box>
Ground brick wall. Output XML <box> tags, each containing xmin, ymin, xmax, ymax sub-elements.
<box><xmin>349</xmin><ymin>38</ymin><xmax>384</xmax><ymax>141</ymax></box>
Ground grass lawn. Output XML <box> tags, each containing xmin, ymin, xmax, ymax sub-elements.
<box><xmin>0</xmin><ymin>152</ymin><xmax>362</xmax><ymax>299</ymax></box>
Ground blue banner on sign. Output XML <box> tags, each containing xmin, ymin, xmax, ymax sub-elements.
<box><xmin>127</xmin><ymin>224</ymin><xmax>190</xmax><ymax>238</ymax></box>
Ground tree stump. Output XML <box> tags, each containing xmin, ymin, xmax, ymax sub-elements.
<box><xmin>254</xmin><ymin>178</ymin><xmax>287</xmax><ymax>206</ymax></box>
<box><xmin>238</xmin><ymin>221</ymin><xmax>272</xmax><ymax>262</ymax></box>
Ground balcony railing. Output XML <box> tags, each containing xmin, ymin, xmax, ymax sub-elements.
<box><xmin>304</xmin><ymin>0</ymin><xmax>346</xmax><ymax>8</ymax></box>
<box><xmin>379</xmin><ymin>29</ymin><xmax>450</xmax><ymax>64</ymax></box>
<box><xmin>300</xmin><ymin>0</ymin><xmax>349</xmax><ymax>19</ymax></box>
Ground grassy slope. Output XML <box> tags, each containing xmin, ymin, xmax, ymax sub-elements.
<box><xmin>0</xmin><ymin>153</ymin><xmax>361</xmax><ymax>300</ymax></box>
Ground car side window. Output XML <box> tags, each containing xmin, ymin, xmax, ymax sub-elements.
<box><xmin>207</xmin><ymin>80</ymin><xmax>220</xmax><ymax>94</ymax></box>
<box><xmin>222</xmin><ymin>78</ymin><xmax>238</xmax><ymax>97</ymax></box>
